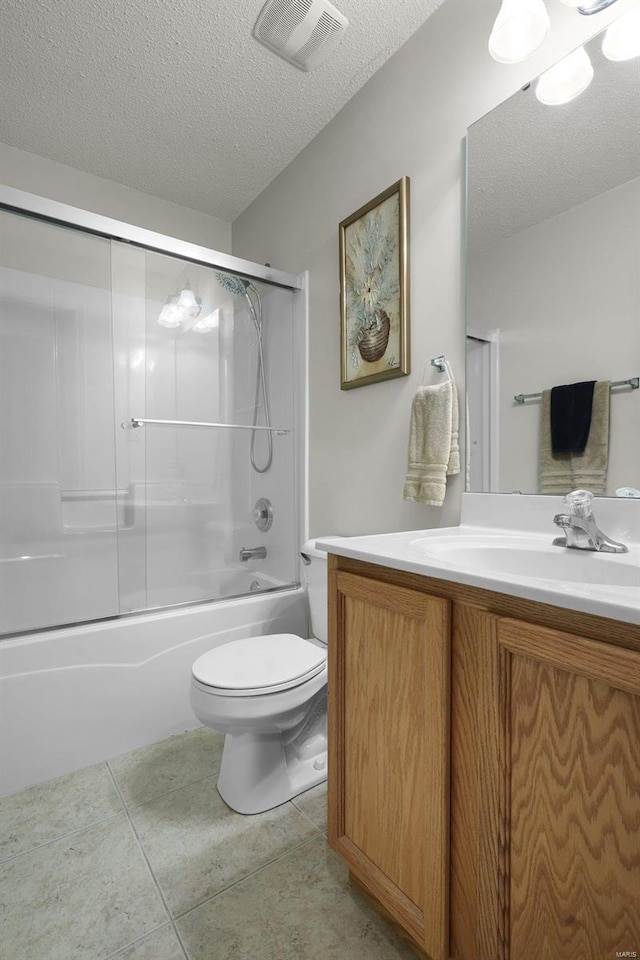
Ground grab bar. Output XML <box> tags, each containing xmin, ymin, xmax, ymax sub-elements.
<box><xmin>127</xmin><ymin>417</ymin><xmax>290</xmax><ymax>435</ymax></box>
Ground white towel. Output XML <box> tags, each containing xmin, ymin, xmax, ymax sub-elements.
<box><xmin>404</xmin><ymin>380</ymin><xmax>460</xmax><ymax>506</ymax></box>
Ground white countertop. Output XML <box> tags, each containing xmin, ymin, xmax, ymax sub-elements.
<box><xmin>317</xmin><ymin>494</ymin><xmax>640</xmax><ymax>626</ymax></box>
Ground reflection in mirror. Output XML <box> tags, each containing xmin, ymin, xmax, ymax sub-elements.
<box><xmin>466</xmin><ymin>22</ymin><xmax>640</xmax><ymax>497</ymax></box>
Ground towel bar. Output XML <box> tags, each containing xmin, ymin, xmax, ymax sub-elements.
<box><xmin>429</xmin><ymin>355</ymin><xmax>454</xmax><ymax>381</ymax></box>
<box><xmin>126</xmin><ymin>418</ymin><xmax>290</xmax><ymax>434</ymax></box>
<box><xmin>514</xmin><ymin>377</ymin><xmax>639</xmax><ymax>405</ymax></box>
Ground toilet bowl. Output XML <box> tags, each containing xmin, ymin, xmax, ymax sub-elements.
<box><xmin>190</xmin><ymin>539</ymin><xmax>330</xmax><ymax>815</ymax></box>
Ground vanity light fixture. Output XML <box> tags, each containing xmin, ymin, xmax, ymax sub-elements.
<box><xmin>192</xmin><ymin>308</ymin><xmax>221</xmax><ymax>333</ymax></box>
<box><xmin>602</xmin><ymin>5</ymin><xmax>640</xmax><ymax>59</ymax></box>
<box><xmin>489</xmin><ymin>0</ymin><xmax>551</xmax><ymax>63</ymax></box>
<box><xmin>157</xmin><ymin>286</ymin><xmax>202</xmax><ymax>328</ymax></box>
<box><xmin>157</xmin><ymin>298</ymin><xmax>184</xmax><ymax>328</ymax></box>
<box><xmin>489</xmin><ymin>0</ymin><xmax>623</xmax><ymax>68</ymax></box>
<box><xmin>176</xmin><ymin>286</ymin><xmax>200</xmax><ymax>316</ymax></box>
<box><xmin>535</xmin><ymin>45</ymin><xmax>594</xmax><ymax>104</ymax></box>
<box><xmin>560</xmin><ymin>0</ymin><xmax>619</xmax><ymax>13</ymax></box>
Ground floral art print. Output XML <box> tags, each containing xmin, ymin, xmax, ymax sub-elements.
<box><xmin>339</xmin><ymin>178</ymin><xmax>410</xmax><ymax>388</ymax></box>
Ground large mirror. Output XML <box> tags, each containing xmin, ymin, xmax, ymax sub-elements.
<box><xmin>466</xmin><ymin>23</ymin><xmax>639</xmax><ymax>497</ymax></box>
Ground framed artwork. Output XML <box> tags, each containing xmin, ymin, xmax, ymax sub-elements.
<box><xmin>339</xmin><ymin>176</ymin><xmax>410</xmax><ymax>389</ymax></box>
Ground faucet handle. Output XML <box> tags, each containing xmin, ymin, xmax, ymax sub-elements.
<box><xmin>564</xmin><ymin>489</ymin><xmax>594</xmax><ymax>518</ymax></box>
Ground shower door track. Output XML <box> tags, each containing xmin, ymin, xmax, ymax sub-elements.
<box><xmin>0</xmin><ymin>582</ymin><xmax>303</xmax><ymax>641</ymax></box>
<box><xmin>0</xmin><ymin>185</ymin><xmax>304</xmax><ymax>291</ymax></box>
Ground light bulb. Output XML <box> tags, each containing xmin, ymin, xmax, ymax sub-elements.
<box><xmin>560</xmin><ymin>0</ymin><xmax>619</xmax><ymax>13</ymax></box>
<box><xmin>177</xmin><ymin>287</ymin><xmax>197</xmax><ymax>309</ymax></box>
<box><xmin>489</xmin><ymin>0</ymin><xmax>550</xmax><ymax>64</ymax></box>
<box><xmin>536</xmin><ymin>46</ymin><xmax>594</xmax><ymax>105</ymax></box>
<box><xmin>157</xmin><ymin>301</ymin><xmax>182</xmax><ymax>328</ymax></box>
<box><xmin>192</xmin><ymin>309</ymin><xmax>220</xmax><ymax>333</ymax></box>
<box><xmin>602</xmin><ymin>6</ymin><xmax>640</xmax><ymax>60</ymax></box>
<box><xmin>176</xmin><ymin>287</ymin><xmax>200</xmax><ymax>317</ymax></box>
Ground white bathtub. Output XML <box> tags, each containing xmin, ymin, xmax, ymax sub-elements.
<box><xmin>0</xmin><ymin>581</ymin><xmax>308</xmax><ymax>796</ymax></box>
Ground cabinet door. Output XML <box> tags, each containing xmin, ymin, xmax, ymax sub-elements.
<box><xmin>327</xmin><ymin>569</ymin><xmax>450</xmax><ymax>960</ymax></box>
<box><xmin>479</xmin><ymin>616</ymin><xmax>640</xmax><ymax>960</ymax></box>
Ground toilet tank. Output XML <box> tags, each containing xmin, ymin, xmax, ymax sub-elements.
<box><xmin>300</xmin><ymin>538</ymin><xmax>335</xmax><ymax>644</ymax></box>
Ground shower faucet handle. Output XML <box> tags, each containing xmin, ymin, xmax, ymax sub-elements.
<box><xmin>252</xmin><ymin>498</ymin><xmax>273</xmax><ymax>532</ymax></box>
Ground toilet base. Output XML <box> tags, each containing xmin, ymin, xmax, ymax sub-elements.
<box><xmin>217</xmin><ymin>691</ymin><xmax>327</xmax><ymax>814</ymax></box>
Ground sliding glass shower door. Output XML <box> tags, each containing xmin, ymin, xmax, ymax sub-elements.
<box><xmin>0</xmin><ymin>208</ymin><xmax>300</xmax><ymax>636</ymax></box>
<box><xmin>0</xmin><ymin>211</ymin><xmax>119</xmax><ymax>634</ymax></box>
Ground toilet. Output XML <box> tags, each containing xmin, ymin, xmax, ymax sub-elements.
<box><xmin>190</xmin><ymin>539</ymin><xmax>330</xmax><ymax>815</ymax></box>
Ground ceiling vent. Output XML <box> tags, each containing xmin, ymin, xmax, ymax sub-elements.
<box><xmin>253</xmin><ymin>0</ymin><xmax>349</xmax><ymax>72</ymax></box>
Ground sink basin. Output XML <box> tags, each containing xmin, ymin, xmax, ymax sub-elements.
<box><xmin>409</xmin><ymin>534</ymin><xmax>640</xmax><ymax>588</ymax></box>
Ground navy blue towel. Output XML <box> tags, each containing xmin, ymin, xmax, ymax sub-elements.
<box><xmin>550</xmin><ymin>381</ymin><xmax>596</xmax><ymax>454</ymax></box>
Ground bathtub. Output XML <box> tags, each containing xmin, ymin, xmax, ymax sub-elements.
<box><xmin>0</xmin><ymin>578</ymin><xmax>308</xmax><ymax>796</ymax></box>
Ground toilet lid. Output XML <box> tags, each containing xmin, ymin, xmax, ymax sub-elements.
<box><xmin>192</xmin><ymin>634</ymin><xmax>326</xmax><ymax>692</ymax></box>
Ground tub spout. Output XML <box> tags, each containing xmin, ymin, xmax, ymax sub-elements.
<box><xmin>239</xmin><ymin>546</ymin><xmax>267</xmax><ymax>562</ymax></box>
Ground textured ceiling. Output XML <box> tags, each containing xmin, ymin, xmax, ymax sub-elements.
<box><xmin>468</xmin><ymin>28</ymin><xmax>640</xmax><ymax>249</ymax></box>
<box><xmin>0</xmin><ymin>0</ymin><xmax>446</xmax><ymax>221</ymax></box>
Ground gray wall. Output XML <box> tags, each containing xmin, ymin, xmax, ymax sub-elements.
<box><xmin>232</xmin><ymin>0</ymin><xmax>633</xmax><ymax>537</ymax></box>
<box><xmin>0</xmin><ymin>141</ymin><xmax>231</xmax><ymax>252</ymax></box>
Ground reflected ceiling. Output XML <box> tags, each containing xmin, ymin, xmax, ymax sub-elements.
<box><xmin>468</xmin><ymin>37</ymin><xmax>640</xmax><ymax>249</ymax></box>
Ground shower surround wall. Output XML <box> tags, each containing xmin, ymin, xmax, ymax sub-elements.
<box><xmin>0</xmin><ymin>195</ymin><xmax>306</xmax><ymax>794</ymax></box>
<box><xmin>228</xmin><ymin>285</ymin><xmax>299</xmax><ymax>588</ymax></box>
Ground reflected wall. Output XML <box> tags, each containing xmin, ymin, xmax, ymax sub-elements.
<box><xmin>466</xmin><ymin>25</ymin><xmax>640</xmax><ymax>496</ymax></box>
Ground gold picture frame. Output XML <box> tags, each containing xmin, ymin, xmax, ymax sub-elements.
<box><xmin>339</xmin><ymin>176</ymin><xmax>410</xmax><ymax>389</ymax></box>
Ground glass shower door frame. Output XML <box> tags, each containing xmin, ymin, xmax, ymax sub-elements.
<box><xmin>0</xmin><ymin>185</ymin><xmax>307</xmax><ymax>635</ymax></box>
<box><xmin>0</xmin><ymin>186</ymin><xmax>302</xmax><ymax>291</ymax></box>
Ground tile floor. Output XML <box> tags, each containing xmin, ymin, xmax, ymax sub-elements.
<box><xmin>0</xmin><ymin>727</ymin><xmax>416</xmax><ymax>960</ymax></box>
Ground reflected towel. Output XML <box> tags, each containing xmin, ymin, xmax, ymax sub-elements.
<box><xmin>550</xmin><ymin>380</ymin><xmax>595</xmax><ymax>454</ymax></box>
<box><xmin>539</xmin><ymin>380</ymin><xmax>610</xmax><ymax>495</ymax></box>
<box><xmin>404</xmin><ymin>380</ymin><xmax>460</xmax><ymax>506</ymax></box>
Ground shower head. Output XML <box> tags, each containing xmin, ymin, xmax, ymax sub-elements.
<box><xmin>217</xmin><ymin>272</ymin><xmax>251</xmax><ymax>297</ymax></box>
<box><xmin>217</xmin><ymin>270</ymin><xmax>262</xmax><ymax>337</ymax></box>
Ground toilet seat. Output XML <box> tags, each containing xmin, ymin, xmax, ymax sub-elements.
<box><xmin>192</xmin><ymin>634</ymin><xmax>326</xmax><ymax>697</ymax></box>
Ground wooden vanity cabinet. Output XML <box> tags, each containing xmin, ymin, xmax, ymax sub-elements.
<box><xmin>327</xmin><ymin>568</ymin><xmax>451</xmax><ymax>960</ymax></box>
<box><xmin>327</xmin><ymin>555</ymin><xmax>640</xmax><ymax>960</ymax></box>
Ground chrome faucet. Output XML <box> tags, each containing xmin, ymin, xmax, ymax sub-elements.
<box><xmin>552</xmin><ymin>490</ymin><xmax>628</xmax><ymax>554</ymax></box>
<box><xmin>239</xmin><ymin>545</ymin><xmax>267</xmax><ymax>562</ymax></box>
